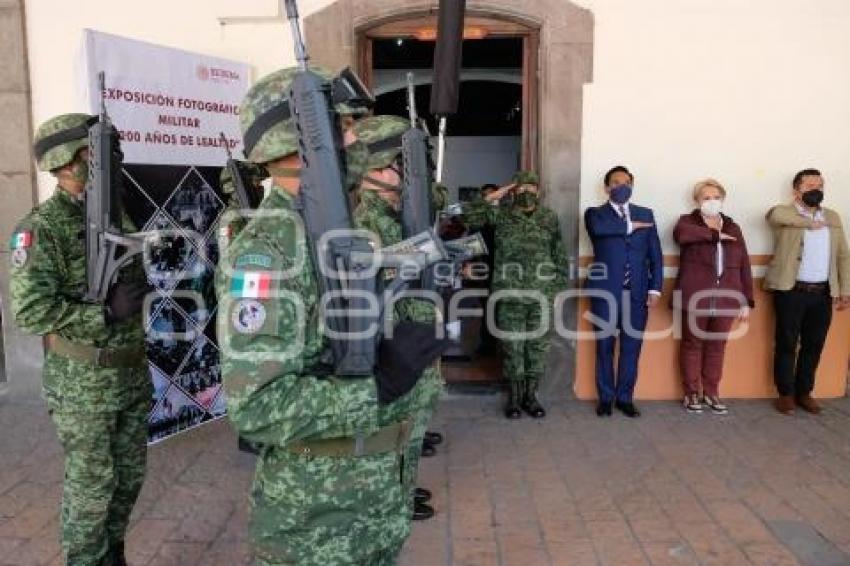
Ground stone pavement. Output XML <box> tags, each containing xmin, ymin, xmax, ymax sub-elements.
<box><xmin>2</xmin><ymin>394</ymin><xmax>850</xmax><ymax>565</ymax></box>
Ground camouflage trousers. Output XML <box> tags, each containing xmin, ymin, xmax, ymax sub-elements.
<box><xmin>250</xmin><ymin>446</ymin><xmax>411</xmax><ymax>565</ymax></box>
<box><xmin>401</xmin><ymin>366</ymin><xmax>443</xmax><ymax>512</ymax></box>
<box><xmin>496</xmin><ymin>299</ymin><xmax>551</xmax><ymax>387</ymax></box>
<box><xmin>50</xmin><ymin>394</ymin><xmax>148</xmax><ymax>566</ymax></box>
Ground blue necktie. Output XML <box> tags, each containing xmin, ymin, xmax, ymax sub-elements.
<box><xmin>619</xmin><ymin>204</ymin><xmax>631</xmax><ymax>289</ymax></box>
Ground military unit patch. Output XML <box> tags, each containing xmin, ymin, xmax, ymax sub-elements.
<box><xmin>11</xmin><ymin>247</ymin><xmax>28</xmax><ymax>268</ymax></box>
<box><xmin>231</xmin><ymin>271</ymin><xmax>272</xmax><ymax>298</ymax></box>
<box><xmin>235</xmin><ymin>253</ymin><xmax>273</xmax><ymax>269</ymax></box>
<box><xmin>232</xmin><ymin>299</ymin><xmax>266</xmax><ymax>334</ymax></box>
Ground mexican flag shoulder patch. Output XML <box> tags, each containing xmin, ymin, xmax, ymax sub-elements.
<box><xmin>10</xmin><ymin>231</ymin><xmax>32</xmax><ymax>249</ymax></box>
<box><xmin>231</xmin><ymin>271</ymin><xmax>272</xmax><ymax>298</ymax></box>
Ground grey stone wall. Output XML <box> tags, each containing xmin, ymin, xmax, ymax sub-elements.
<box><xmin>0</xmin><ymin>0</ymin><xmax>43</xmax><ymax>399</ymax></box>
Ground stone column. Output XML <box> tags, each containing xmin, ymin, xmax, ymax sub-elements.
<box><xmin>0</xmin><ymin>0</ymin><xmax>43</xmax><ymax>399</ymax></box>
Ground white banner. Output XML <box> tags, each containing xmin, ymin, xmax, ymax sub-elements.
<box><xmin>82</xmin><ymin>29</ymin><xmax>251</xmax><ymax>165</ymax></box>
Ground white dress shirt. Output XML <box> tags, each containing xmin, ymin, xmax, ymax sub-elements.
<box><xmin>795</xmin><ymin>204</ymin><xmax>830</xmax><ymax>283</ymax></box>
<box><xmin>609</xmin><ymin>200</ymin><xmax>633</xmax><ymax>234</ymax></box>
<box><xmin>703</xmin><ymin>215</ymin><xmax>724</xmax><ymax>279</ymax></box>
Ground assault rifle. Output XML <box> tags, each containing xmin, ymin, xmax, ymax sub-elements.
<box><xmin>401</xmin><ymin>73</ymin><xmax>487</xmax><ymax>287</ymax></box>
<box><xmin>83</xmin><ymin>72</ymin><xmax>148</xmax><ymax>303</ymax></box>
<box><xmin>283</xmin><ymin>0</ymin><xmax>444</xmax><ymax>376</ymax></box>
<box><xmin>401</xmin><ymin>72</ymin><xmax>437</xmax><ymax>293</ymax></box>
<box><xmin>219</xmin><ymin>132</ymin><xmax>265</xmax><ymax>210</ymax></box>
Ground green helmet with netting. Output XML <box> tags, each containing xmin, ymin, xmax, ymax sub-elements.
<box><xmin>33</xmin><ymin>113</ymin><xmax>93</xmax><ymax>172</ymax></box>
<box><xmin>513</xmin><ymin>170</ymin><xmax>540</xmax><ymax>186</ymax></box>
<box><xmin>240</xmin><ymin>66</ymin><xmax>343</xmax><ymax>164</ymax></box>
<box><xmin>354</xmin><ymin>115</ymin><xmax>410</xmax><ymax>171</ymax></box>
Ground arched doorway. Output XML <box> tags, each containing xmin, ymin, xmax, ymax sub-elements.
<box><xmin>306</xmin><ymin>0</ymin><xmax>594</xmax><ymax>396</ymax></box>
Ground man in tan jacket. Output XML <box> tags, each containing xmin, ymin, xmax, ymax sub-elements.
<box><xmin>765</xmin><ymin>168</ymin><xmax>850</xmax><ymax>415</ymax></box>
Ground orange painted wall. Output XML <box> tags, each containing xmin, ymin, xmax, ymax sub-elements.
<box><xmin>574</xmin><ymin>278</ymin><xmax>850</xmax><ymax>400</ymax></box>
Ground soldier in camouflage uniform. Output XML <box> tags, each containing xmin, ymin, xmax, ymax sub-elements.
<box><xmin>216</xmin><ymin>68</ymin><xmax>438</xmax><ymax>565</ymax></box>
<box><xmin>463</xmin><ymin>171</ymin><xmax>569</xmax><ymax>419</ymax></box>
<box><xmin>10</xmin><ymin>113</ymin><xmax>151</xmax><ymax>565</ymax></box>
<box><xmin>352</xmin><ymin>115</ymin><xmax>445</xmax><ymax>522</ymax></box>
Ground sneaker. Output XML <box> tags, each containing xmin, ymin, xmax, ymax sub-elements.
<box><xmin>683</xmin><ymin>394</ymin><xmax>703</xmax><ymax>413</ymax></box>
<box><xmin>703</xmin><ymin>395</ymin><xmax>728</xmax><ymax>414</ymax></box>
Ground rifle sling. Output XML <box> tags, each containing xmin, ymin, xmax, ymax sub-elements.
<box><xmin>362</xmin><ymin>176</ymin><xmax>400</xmax><ymax>192</ymax></box>
<box><xmin>366</xmin><ymin>135</ymin><xmax>403</xmax><ymax>155</ymax></box>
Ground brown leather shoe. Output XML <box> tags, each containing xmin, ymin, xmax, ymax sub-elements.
<box><xmin>775</xmin><ymin>396</ymin><xmax>795</xmax><ymax>415</ymax></box>
<box><xmin>796</xmin><ymin>395</ymin><xmax>822</xmax><ymax>415</ymax></box>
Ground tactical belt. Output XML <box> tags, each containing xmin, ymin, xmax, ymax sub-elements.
<box><xmin>287</xmin><ymin>419</ymin><xmax>412</xmax><ymax>458</ymax></box>
<box><xmin>45</xmin><ymin>334</ymin><xmax>146</xmax><ymax>368</ymax></box>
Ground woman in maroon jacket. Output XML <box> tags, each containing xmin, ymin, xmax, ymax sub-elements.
<box><xmin>673</xmin><ymin>179</ymin><xmax>755</xmax><ymax>414</ymax></box>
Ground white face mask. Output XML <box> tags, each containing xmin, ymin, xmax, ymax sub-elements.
<box><xmin>700</xmin><ymin>199</ymin><xmax>723</xmax><ymax>217</ymax></box>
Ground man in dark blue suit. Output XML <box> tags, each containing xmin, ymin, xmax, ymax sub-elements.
<box><xmin>584</xmin><ymin>165</ymin><xmax>663</xmax><ymax>417</ymax></box>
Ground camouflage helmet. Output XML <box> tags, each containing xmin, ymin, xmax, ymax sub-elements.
<box><xmin>240</xmin><ymin>66</ymin><xmax>348</xmax><ymax>164</ymax></box>
<box><xmin>354</xmin><ymin>115</ymin><xmax>410</xmax><ymax>171</ymax></box>
<box><xmin>33</xmin><ymin>113</ymin><xmax>93</xmax><ymax>172</ymax></box>
<box><xmin>513</xmin><ymin>170</ymin><xmax>540</xmax><ymax>186</ymax></box>
<box><xmin>239</xmin><ymin>68</ymin><xmax>301</xmax><ymax>164</ymax></box>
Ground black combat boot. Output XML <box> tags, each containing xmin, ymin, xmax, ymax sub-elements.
<box><xmin>521</xmin><ymin>379</ymin><xmax>546</xmax><ymax>418</ymax></box>
<box><xmin>504</xmin><ymin>381</ymin><xmax>522</xmax><ymax>419</ymax></box>
<box><xmin>110</xmin><ymin>542</ymin><xmax>127</xmax><ymax>566</ymax></box>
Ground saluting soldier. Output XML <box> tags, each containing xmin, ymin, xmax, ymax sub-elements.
<box><xmin>10</xmin><ymin>113</ymin><xmax>150</xmax><ymax>565</ymax></box>
<box><xmin>463</xmin><ymin>171</ymin><xmax>570</xmax><ymax>419</ymax></box>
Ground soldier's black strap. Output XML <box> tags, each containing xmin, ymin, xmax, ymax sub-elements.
<box><xmin>33</xmin><ymin>117</ymin><xmax>99</xmax><ymax>161</ymax></box>
<box><xmin>243</xmin><ymin>101</ymin><xmax>292</xmax><ymax>157</ymax></box>
<box><xmin>366</xmin><ymin>135</ymin><xmax>403</xmax><ymax>155</ymax></box>
<box><xmin>363</xmin><ymin>175</ymin><xmax>401</xmax><ymax>192</ymax></box>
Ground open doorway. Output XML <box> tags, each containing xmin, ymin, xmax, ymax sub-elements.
<box><xmin>359</xmin><ymin>16</ymin><xmax>539</xmax><ymax>384</ymax></box>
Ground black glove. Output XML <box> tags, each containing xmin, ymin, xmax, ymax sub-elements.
<box><xmin>374</xmin><ymin>321</ymin><xmax>450</xmax><ymax>405</ymax></box>
<box><xmin>105</xmin><ymin>281</ymin><xmax>151</xmax><ymax>323</ymax></box>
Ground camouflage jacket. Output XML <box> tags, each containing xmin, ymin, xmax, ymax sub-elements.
<box><xmin>464</xmin><ymin>199</ymin><xmax>570</xmax><ymax>297</ymax></box>
<box><xmin>218</xmin><ymin>185</ymin><xmax>439</xmax><ymax>563</ymax></box>
<box><xmin>9</xmin><ymin>187</ymin><xmax>149</xmax><ymax>411</ymax></box>
<box><xmin>216</xmin><ymin>185</ymin><xmax>429</xmax><ymax>447</ymax></box>
<box><xmin>354</xmin><ymin>190</ymin><xmax>438</xmax><ymax>325</ymax></box>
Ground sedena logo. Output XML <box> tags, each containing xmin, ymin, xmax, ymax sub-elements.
<box><xmin>196</xmin><ymin>64</ymin><xmax>210</xmax><ymax>82</ymax></box>
<box><xmin>196</xmin><ymin>64</ymin><xmax>240</xmax><ymax>84</ymax></box>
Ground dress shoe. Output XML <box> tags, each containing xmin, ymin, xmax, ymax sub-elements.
<box><xmin>521</xmin><ymin>394</ymin><xmax>546</xmax><ymax>418</ymax></box>
<box><xmin>615</xmin><ymin>401</ymin><xmax>641</xmax><ymax>418</ymax></box>
<box><xmin>413</xmin><ymin>501</ymin><xmax>434</xmax><ymax>521</ymax></box>
<box><xmin>421</xmin><ymin>439</ymin><xmax>436</xmax><ymax>457</ymax></box>
<box><xmin>795</xmin><ymin>395</ymin><xmax>822</xmax><ymax>415</ymax></box>
<box><xmin>775</xmin><ymin>395</ymin><xmax>795</xmax><ymax>415</ymax></box>
<box><xmin>414</xmin><ymin>487</ymin><xmax>432</xmax><ymax>503</ymax></box>
<box><xmin>505</xmin><ymin>381</ymin><xmax>522</xmax><ymax>419</ymax></box>
<box><xmin>424</xmin><ymin>431</ymin><xmax>443</xmax><ymax>445</ymax></box>
<box><xmin>596</xmin><ymin>401</ymin><xmax>613</xmax><ymax>417</ymax></box>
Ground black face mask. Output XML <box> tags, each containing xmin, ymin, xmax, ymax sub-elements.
<box><xmin>801</xmin><ymin>189</ymin><xmax>824</xmax><ymax>207</ymax></box>
<box><xmin>514</xmin><ymin>192</ymin><xmax>538</xmax><ymax>209</ymax></box>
